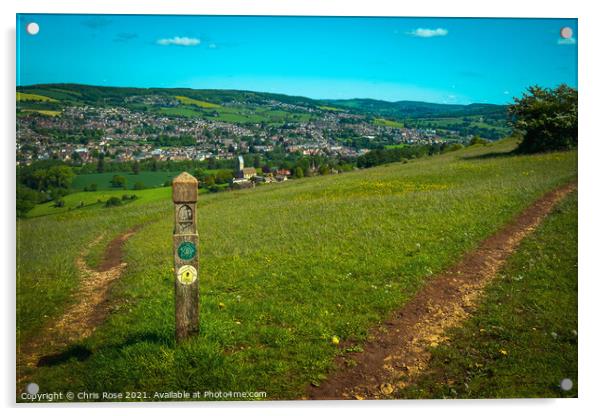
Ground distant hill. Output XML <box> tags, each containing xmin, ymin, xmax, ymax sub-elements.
<box><xmin>322</xmin><ymin>98</ymin><xmax>507</xmax><ymax>118</ymax></box>
<box><xmin>16</xmin><ymin>84</ymin><xmax>320</xmax><ymax>109</ymax></box>
<box><xmin>16</xmin><ymin>83</ymin><xmax>507</xmax><ymax>119</ymax></box>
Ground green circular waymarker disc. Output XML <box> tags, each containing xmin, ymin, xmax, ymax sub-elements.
<box><xmin>177</xmin><ymin>241</ymin><xmax>197</xmax><ymax>260</ymax></box>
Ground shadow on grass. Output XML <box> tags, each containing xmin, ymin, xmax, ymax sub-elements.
<box><xmin>461</xmin><ymin>149</ymin><xmax>519</xmax><ymax>161</ymax></box>
<box><xmin>37</xmin><ymin>345</ymin><xmax>92</xmax><ymax>367</ymax></box>
<box><xmin>37</xmin><ymin>332</ymin><xmax>173</xmax><ymax>368</ymax></box>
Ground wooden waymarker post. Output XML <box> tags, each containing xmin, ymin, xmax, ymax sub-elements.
<box><xmin>172</xmin><ymin>172</ymin><xmax>199</xmax><ymax>342</ymax></box>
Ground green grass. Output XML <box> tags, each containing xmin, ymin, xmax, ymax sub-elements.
<box><xmin>384</xmin><ymin>144</ymin><xmax>406</xmax><ymax>150</ymax></box>
<box><xmin>374</xmin><ymin>118</ymin><xmax>405</xmax><ymax>129</ymax></box>
<box><xmin>17</xmin><ymin>195</ymin><xmax>170</xmax><ymax>344</ymax></box>
<box><xmin>158</xmin><ymin>107</ymin><xmax>202</xmax><ymax>118</ymax></box>
<box><xmin>17</xmin><ymin>92</ymin><xmax>58</xmax><ymax>103</ymax></box>
<box><xmin>72</xmin><ymin>171</ymin><xmax>180</xmax><ymax>191</ymax></box>
<box><xmin>20</xmin><ymin>109</ymin><xmax>62</xmax><ymax>117</ymax></box>
<box><xmin>212</xmin><ymin>106</ymin><xmax>313</xmax><ymax>124</ymax></box>
<box><xmin>318</xmin><ymin>105</ymin><xmax>342</xmax><ymax>112</ymax></box>
<box><xmin>412</xmin><ymin>116</ymin><xmax>510</xmax><ymax>136</ymax></box>
<box><xmin>27</xmin><ymin>187</ymin><xmax>172</xmax><ymax>218</ymax></box>
<box><xmin>159</xmin><ymin>102</ymin><xmax>313</xmax><ymax>124</ymax></box>
<box><xmin>175</xmin><ymin>96</ymin><xmax>221</xmax><ymax>108</ymax></box>
<box><xmin>399</xmin><ymin>191</ymin><xmax>578</xmax><ymax>398</ymax></box>
<box><xmin>16</xmin><ymin>139</ymin><xmax>577</xmax><ymax>400</ymax></box>
<box><xmin>19</xmin><ymin>87</ymin><xmax>82</xmax><ymax>101</ymax></box>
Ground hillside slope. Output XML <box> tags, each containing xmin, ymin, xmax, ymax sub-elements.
<box><xmin>17</xmin><ymin>139</ymin><xmax>577</xmax><ymax>400</ymax></box>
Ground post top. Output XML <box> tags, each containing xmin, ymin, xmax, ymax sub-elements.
<box><xmin>172</xmin><ymin>172</ymin><xmax>198</xmax><ymax>202</ymax></box>
<box><xmin>173</xmin><ymin>171</ymin><xmax>197</xmax><ymax>184</ymax></box>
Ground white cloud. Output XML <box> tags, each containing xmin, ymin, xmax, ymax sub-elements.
<box><xmin>504</xmin><ymin>90</ymin><xmax>510</xmax><ymax>95</ymax></box>
<box><xmin>408</xmin><ymin>28</ymin><xmax>448</xmax><ymax>38</ymax></box>
<box><xmin>157</xmin><ymin>36</ymin><xmax>201</xmax><ymax>46</ymax></box>
<box><xmin>558</xmin><ymin>37</ymin><xmax>576</xmax><ymax>45</ymax></box>
<box><xmin>208</xmin><ymin>43</ymin><xmax>217</xmax><ymax>49</ymax></box>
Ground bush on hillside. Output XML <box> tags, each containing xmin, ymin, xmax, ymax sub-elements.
<box><xmin>444</xmin><ymin>143</ymin><xmax>464</xmax><ymax>153</ymax></box>
<box><xmin>469</xmin><ymin>136</ymin><xmax>489</xmax><ymax>146</ymax></box>
<box><xmin>509</xmin><ymin>84</ymin><xmax>577</xmax><ymax>153</ymax></box>
<box><xmin>110</xmin><ymin>175</ymin><xmax>126</xmax><ymax>188</ymax></box>
<box><xmin>105</xmin><ymin>196</ymin><xmax>122</xmax><ymax>207</ymax></box>
<box><xmin>133</xmin><ymin>181</ymin><xmax>146</xmax><ymax>190</ymax></box>
<box><xmin>16</xmin><ymin>184</ymin><xmax>42</xmax><ymax>217</ymax></box>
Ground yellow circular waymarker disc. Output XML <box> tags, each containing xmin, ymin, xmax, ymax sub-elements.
<box><xmin>177</xmin><ymin>265</ymin><xmax>197</xmax><ymax>285</ymax></box>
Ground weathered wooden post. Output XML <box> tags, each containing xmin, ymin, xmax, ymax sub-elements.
<box><xmin>172</xmin><ymin>172</ymin><xmax>199</xmax><ymax>342</ymax></box>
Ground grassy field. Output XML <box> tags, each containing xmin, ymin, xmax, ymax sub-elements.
<box><xmin>19</xmin><ymin>109</ymin><xmax>61</xmax><ymax>117</ymax></box>
<box><xmin>399</xmin><ymin>191</ymin><xmax>578</xmax><ymax>398</ymax></box>
<box><xmin>159</xmin><ymin>101</ymin><xmax>314</xmax><ymax>125</ymax></box>
<box><xmin>410</xmin><ymin>116</ymin><xmax>509</xmax><ymax>136</ymax></box>
<box><xmin>16</xmin><ymin>139</ymin><xmax>577</xmax><ymax>400</ymax></box>
<box><xmin>72</xmin><ymin>171</ymin><xmax>180</xmax><ymax>191</ymax></box>
<box><xmin>26</xmin><ymin>187</ymin><xmax>173</xmax><ymax>219</ymax></box>
<box><xmin>318</xmin><ymin>105</ymin><xmax>342</xmax><ymax>112</ymax></box>
<box><xmin>158</xmin><ymin>107</ymin><xmax>203</xmax><ymax>118</ymax></box>
<box><xmin>175</xmin><ymin>96</ymin><xmax>221</xmax><ymax>108</ymax></box>
<box><xmin>374</xmin><ymin>118</ymin><xmax>405</xmax><ymax>129</ymax></box>
<box><xmin>17</xmin><ymin>92</ymin><xmax>58</xmax><ymax>102</ymax></box>
<box><xmin>29</xmin><ymin>170</ymin><xmax>232</xmax><ymax>218</ymax></box>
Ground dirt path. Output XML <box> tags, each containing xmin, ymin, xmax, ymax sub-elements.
<box><xmin>307</xmin><ymin>181</ymin><xmax>577</xmax><ymax>400</ymax></box>
<box><xmin>18</xmin><ymin>226</ymin><xmax>141</xmax><ymax>371</ymax></box>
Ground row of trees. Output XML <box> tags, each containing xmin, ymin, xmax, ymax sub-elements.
<box><xmin>356</xmin><ymin>142</ymin><xmax>466</xmax><ymax>168</ymax></box>
<box><xmin>80</xmin><ymin>155</ymin><xmax>235</xmax><ymax>175</ymax></box>
<box><xmin>192</xmin><ymin>169</ymin><xmax>234</xmax><ymax>188</ymax></box>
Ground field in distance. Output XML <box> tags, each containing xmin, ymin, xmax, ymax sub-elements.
<box><xmin>72</xmin><ymin>171</ymin><xmax>179</xmax><ymax>191</ymax></box>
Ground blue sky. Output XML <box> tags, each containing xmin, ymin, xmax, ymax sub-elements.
<box><xmin>16</xmin><ymin>14</ymin><xmax>577</xmax><ymax>104</ymax></box>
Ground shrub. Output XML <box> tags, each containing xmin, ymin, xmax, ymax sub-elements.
<box><xmin>444</xmin><ymin>143</ymin><xmax>464</xmax><ymax>153</ymax></box>
<box><xmin>105</xmin><ymin>196</ymin><xmax>122</xmax><ymax>207</ymax></box>
<box><xmin>469</xmin><ymin>136</ymin><xmax>489</xmax><ymax>146</ymax></box>
<box><xmin>110</xmin><ymin>175</ymin><xmax>126</xmax><ymax>188</ymax></box>
<box><xmin>509</xmin><ymin>84</ymin><xmax>577</xmax><ymax>153</ymax></box>
<box><xmin>319</xmin><ymin>165</ymin><xmax>330</xmax><ymax>176</ymax></box>
<box><xmin>16</xmin><ymin>184</ymin><xmax>41</xmax><ymax>217</ymax></box>
<box><xmin>133</xmin><ymin>181</ymin><xmax>146</xmax><ymax>190</ymax></box>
